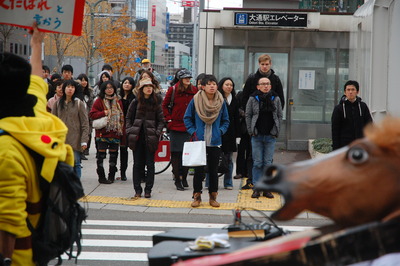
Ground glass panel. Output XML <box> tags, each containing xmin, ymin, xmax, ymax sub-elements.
<box><xmin>291</xmin><ymin>48</ymin><xmax>338</xmax><ymax>123</ymax></box>
<box><xmin>214</xmin><ymin>48</ymin><xmax>245</xmax><ymax>92</ymax></box>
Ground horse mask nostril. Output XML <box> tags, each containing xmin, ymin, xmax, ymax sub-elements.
<box><xmin>264</xmin><ymin>165</ymin><xmax>281</xmax><ymax>184</ymax></box>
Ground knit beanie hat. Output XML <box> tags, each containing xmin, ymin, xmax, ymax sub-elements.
<box><xmin>0</xmin><ymin>52</ymin><xmax>37</xmax><ymax>119</ymax></box>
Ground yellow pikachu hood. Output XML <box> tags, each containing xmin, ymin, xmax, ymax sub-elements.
<box><xmin>0</xmin><ymin>75</ymin><xmax>74</xmax><ymax>182</ymax></box>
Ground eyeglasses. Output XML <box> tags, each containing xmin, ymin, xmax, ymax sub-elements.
<box><xmin>258</xmin><ymin>83</ymin><xmax>271</xmax><ymax>86</ymax></box>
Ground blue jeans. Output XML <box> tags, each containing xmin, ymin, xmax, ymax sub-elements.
<box><xmin>223</xmin><ymin>152</ymin><xmax>233</xmax><ymax>187</ymax></box>
<box><xmin>251</xmin><ymin>135</ymin><xmax>276</xmax><ymax>186</ymax></box>
<box><xmin>73</xmin><ymin>150</ymin><xmax>81</xmax><ymax>178</ymax></box>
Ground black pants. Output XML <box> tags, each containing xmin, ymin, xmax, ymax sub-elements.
<box><xmin>193</xmin><ymin>146</ymin><xmax>221</xmax><ymax>193</ymax></box>
<box><xmin>133</xmin><ymin>136</ymin><xmax>155</xmax><ymax>194</ymax></box>
<box><xmin>236</xmin><ymin>133</ymin><xmax>253</xmax><ymax>179</ymax></box>
<box><xmin>171</xmin><ymin>151</ymin><xmax>188</xmax><ymax>179</ymax></box>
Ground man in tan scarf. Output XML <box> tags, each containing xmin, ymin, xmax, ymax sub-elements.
<box><xmin>184</xmin><ymin>75</ymin><xmax>230</xmax><ymax>208</ymax></box>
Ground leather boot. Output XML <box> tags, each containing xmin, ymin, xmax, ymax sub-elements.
<box><xmin>97</xmin><ymin>168</ymin><xmax>111</xmax><ymax>184</ymax></box>
<box><xmin>191</xmin><ymin>192</ymin><xmax>202</xmax><ymax>207</ymax></box>
<box><xmin>120</xmin><ymin>146</ymin><xmax>128</xmax><ymax>181</ymax></box>
<box><xmin>97</xmin><ymin>154</ymin><xmax>111</xmax><ymax>184</ymax></box>
<box><xmin>108</xmin><ymin>151</ymin><xmax>118</xmax><ymax>183</ymax></box>
<box><xmin>120</xmin><ymin>171</ymin><xmax>127</xmax><ymax>181</ymax></box>
<box><xmin>174</xmin><ymin>176</ymin><xmax>184</xmax><ymax>191</ymax></box>
<box><xmin>181</xmin><ymin>176</ymin><xmax>189</xmax><ymax>188</ymax></box>
<box><xmin>209</xmin><ymin>192</ymin><xmax>220</xmax><ymax>207</ymax></box>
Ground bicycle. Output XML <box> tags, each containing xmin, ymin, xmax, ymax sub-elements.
<box><xmin>154</xmin><ymin>131</ymin><xmax>172</xmax><ymax>175</ymax></box>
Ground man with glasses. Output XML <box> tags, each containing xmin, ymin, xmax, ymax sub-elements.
<box><xmin>239</xmin><ymin>54</ymin><xmax>285</xmax><ymax>190</ymax></box>
<box><xmin>245</xmin><ymin>77</ymin><xmax>283</xmax><ymax>199</ymax></box>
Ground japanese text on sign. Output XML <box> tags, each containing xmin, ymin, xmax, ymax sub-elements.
<box><xmin>0</xmin><ymin>0</ymin><xmax>85</xmax><ymax>35</ymax></box>
<box><xmin>235</xmin><ymin>12</ymin><xmax>308</xmax><ymax>27</ymax></box>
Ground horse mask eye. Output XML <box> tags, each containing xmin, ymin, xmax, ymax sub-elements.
<box><xmin>347</xmin><ymin>147</ymin><xmax>369</xmax><ymax>164</ymax></box>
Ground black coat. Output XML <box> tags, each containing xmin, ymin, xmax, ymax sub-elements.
<box><xmin>331</xmin><ymin>96</ymin><xmax>373</xmax><ymax>150</ymax></box>
<box><xmin>242</xmin><ymin>69</ymin><xmax>285</xmax><ymax>110</ymax></box>
<box><xmin>126</xmin><ymin>98</ymin><xmax>165</xmax><ymax>153</ymax></box>
<box><xmin>221</xmin><ymin>96</ymin><xmax>241</xmax><ymax>153</ymax></box>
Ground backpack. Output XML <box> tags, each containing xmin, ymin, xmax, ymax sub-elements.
<box><xmin>167</xmin><ymin>86</ymin><xmax>176</xmax><ymax>113</ymax></box>
<box><xmin>0</xmin><ymin>129</ymin><xmax>87</xmax><ymax>266</ymax></box>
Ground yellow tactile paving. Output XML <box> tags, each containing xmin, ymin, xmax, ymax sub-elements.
<box><xmin>80</xmin><ymin>179</ymin><xmax>283</xmax><ymax>211</ymax></box>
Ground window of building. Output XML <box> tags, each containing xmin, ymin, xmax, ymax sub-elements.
<box><xmin>214</xmin><ymin>47</ymin><xmax>245</xmax><ymax>93</ymax></box>
<box><xmin>290</xmin><ymin>48</ymin><xmax>348</xmax><ymax>123</ymax></box>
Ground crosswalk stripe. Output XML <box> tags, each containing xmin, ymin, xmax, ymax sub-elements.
<box><xmin>83</xmin><ymin>229</ymin><xmax>164</xmax><ymax>236</ymax></box>
<box><xmin>82</xmin><ymin>239</ymin><xmax>153</xmax><ymax>248</ymax></box>
<box><xmin>85</xmin><ymin>220</ymin><xmax>227</xmax><ymax>228</ymax></box>
<box><xmin>62</xmin><ymin>252</ymin><xmax>148</xmax><ymax>261</ymax></box>
<box><xmin>84</xmin><ymin>220</ymin><xmax>312</xmax><ymax>232</ymax></box>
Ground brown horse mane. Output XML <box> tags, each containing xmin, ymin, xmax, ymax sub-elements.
<box><xmin>364</xmin><ymin>116</ymin><xmax>400</xmax><ymax>154</ymax></box>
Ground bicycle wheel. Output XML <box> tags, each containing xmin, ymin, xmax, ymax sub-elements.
<box><xmin>155</xmin><ymin>161</ymin><xmax>171</xmax><ymax>175</ymax></box>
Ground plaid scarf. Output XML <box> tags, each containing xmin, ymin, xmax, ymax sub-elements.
<box><xmin>103</xmin><ymin>96</ymin><xmax>124</xmax><ymax>135</ymax></box>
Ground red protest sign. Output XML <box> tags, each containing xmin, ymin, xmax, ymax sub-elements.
<box><xmin>0</xmin><ymin>0</ymin><xmax>85</xmax><ymax>36</ymax></box>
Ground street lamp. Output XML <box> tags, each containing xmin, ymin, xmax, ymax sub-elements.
<box><xmin>85</xmin><ymin>0</ymin><xmax>109</xmax><ymax>86</ymax></box>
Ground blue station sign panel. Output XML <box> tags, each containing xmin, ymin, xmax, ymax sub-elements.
<box><xmin>234</xmin><ymin>12</ymin><xmax>308</xmax><ymax>27</ymax></box>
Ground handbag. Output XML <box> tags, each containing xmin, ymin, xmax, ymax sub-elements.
<box><xmin>92</xmin><ymin>100</ymin><xmax>108</xmax><ymax>130</ymax></box>
<box><xmin>217</xmin><ymin>152</ymin><xmax>230</xmax><ymax>174</ymax></box>
<box><xmin>92</xmin><ymin>116</ymin><xmax>108</xmax><ymax>129</ymax></box>
<box><xmin>182</xmin><ymin>141</ymin><xmax>207</xmax><ymax>167</ymax></box>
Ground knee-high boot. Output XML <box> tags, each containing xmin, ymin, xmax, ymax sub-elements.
<box><xmin>108</xmin><ymin>151</ymin><xmax>118</xmax><ymax>183</ymax></box>
<box><xmin>120</xmin><ymin>146</ymin><xmax>128</xmax><ymax>181</ymax></box>
<box><xmin>97</xmin><ymin>152</ymin><xmax>111</xmax><ymax>184</ymax></box>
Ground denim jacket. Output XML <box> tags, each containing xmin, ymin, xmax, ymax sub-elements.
<box><xmin>183</xmin><ymin>99</ymin><xmax>230</xmax><ymax>146</ymax></box>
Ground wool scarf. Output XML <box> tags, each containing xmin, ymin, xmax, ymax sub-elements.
<box><xmin>104</xmin><ymin>95</ymin><xmax>124</xmax><ymax>135</ymax></box>
<box><xmin>193</xmin><ymin>90</ymin><xmax>224</xmax><ymax>125</ymax></box>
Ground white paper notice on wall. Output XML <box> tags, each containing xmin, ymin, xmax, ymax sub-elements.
<box><xmin>299</xmin><ymin>70</ymin><xmax>315</xmax><ymax>90</ymax></box>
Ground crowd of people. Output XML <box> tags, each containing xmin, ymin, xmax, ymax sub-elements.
<box><xmin>39</xmin><ymin>54</ymin><xmax>286</xmax><ymax>207</ymax></box>
<box><xmin>42</xmin><ymin>53</ymin><xmax>373</xmax><ymax>207</ymax></box>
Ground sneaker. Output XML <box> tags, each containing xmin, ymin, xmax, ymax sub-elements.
<box><xmin>251</xmin><ymin>191</ymin><xmax>260</xmax><ymax>198</ymax></box>
<box><xmin>233</xmin><ymin>174</ymin><xmax>242</xmax><ymax>179</ymax></box>
<box><xmin>224</xmin><ymin>186</ymin><xmax>233</xmax><ymax>190</ymax></box>
<box><xmin>263</xmin><ymin>191</ymin><xmax>274</xmax><ymax>198</ymax></box>
<box><xmin>134</xmin><ymin>193</ymin><xmax>141</xmax><ymax>198</ymax></box>
<box><xmin>144</xmin><ymin>192</ymin><xmax>151</xmax><ymax>198</ymax></box>
<box><xmin>241</xmin><ymin>183</ymin><xmax>254</xmax><ymax>190</ymax></box>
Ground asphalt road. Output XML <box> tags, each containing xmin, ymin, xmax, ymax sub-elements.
<box><xmin>54</xmin><ymin>208</ymin><xmax>333</xmax><ymax>266</ymax></box>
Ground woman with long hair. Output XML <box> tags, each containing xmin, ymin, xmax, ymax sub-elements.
<box><xmin>126</xmin><ymin>79</ymin><xmax>165</xmax><ymax>198</ymax></box>
<box><xmin>118</xmin><ymin>77</ymin><xmax>136</xmax><ymax>181</ymax></box>
<box><xmin>93</xmin><ymin>71</ymin><xmax>111</xmax><ymax>97</ymax></box>
<box><xmin>217</xmin><ymin>77</ymin><xmax>240</xmax><ymax>190</ymax></box>
<box><xmin>89</xmin><ymin>81</ymin><xmax>124</xmax><ymax>184</ymax></box>
<box><xmin>52</xmin><ymin>79</ymin><xmax>90</xmax><ymax>177</ymax></box>
<box><xmin>162</xmin><ymin>69</ymin><xmax>198</xmax><ymax>191</ymax></box>
<box><xmin>77</xmin><ymin>73</ymin><xmax>95</xmax><ymax>157</ymax></box>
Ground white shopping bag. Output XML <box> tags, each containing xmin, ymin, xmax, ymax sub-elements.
<box><xmin>182</xmin><ymin>141</ymin><xmax>207</xmax><ymax>167</ymax></box>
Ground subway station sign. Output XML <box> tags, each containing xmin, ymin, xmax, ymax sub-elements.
<box><xmin>234</xmin><ymin>12</ymin><xmax>308</xmax><ymax>27</ymax></box>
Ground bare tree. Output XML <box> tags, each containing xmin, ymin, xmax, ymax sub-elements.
<box><xmin>50</xmin><ymin>33</ymin><xmax>80</xmax><ymax>71</ymax></box>
<box><xmin>0</xmin><ymin>25</ymin><xmax>15</xmax><ymax>52</ymax></box>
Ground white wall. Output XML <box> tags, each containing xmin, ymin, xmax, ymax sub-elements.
<box><xmin>350</xmin><ymin>0</ymin><xmax>400</xmax><ymax>121</ymax></box>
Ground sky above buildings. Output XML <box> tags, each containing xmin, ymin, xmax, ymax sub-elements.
<box><xmin>167</xmin><ymin>0</ymin><xmax>243</xmax><ymax>14</ymax></box>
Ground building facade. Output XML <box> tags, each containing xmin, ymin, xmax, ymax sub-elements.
<box><xmin>197</xmin><ymin>8</ymin><xmax>353</xmax><ymax>150</ymax></box>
